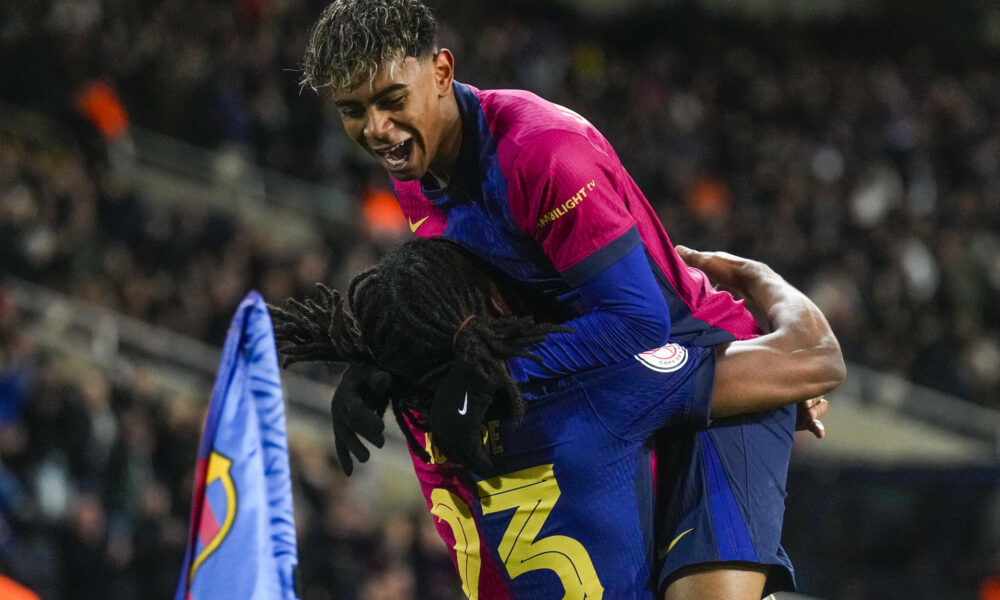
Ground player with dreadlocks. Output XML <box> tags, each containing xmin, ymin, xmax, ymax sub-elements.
<box><xmin>271</xmin><ymin>238</ymin><xmax>842</xmax><ymax>599</ymax></box>
<box><xmin>274</xmin><ymin>238</ymin><xmax>569</xmax><ymax>466</ymax></box>
<box><xmin>298</xmin><ymin>1</ymin><xmax>837</xmax><ymax>597</ymax></box>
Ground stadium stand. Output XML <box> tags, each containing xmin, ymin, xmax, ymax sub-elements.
<box><xmin>1</xmin><ymin>0</ymin><xmax>999</xmax><ymax>598</ymax></box>
<box><xmin>2</xmin><ymin>0</ymin><xmax>998</xmax><ymax>406</ymax></box>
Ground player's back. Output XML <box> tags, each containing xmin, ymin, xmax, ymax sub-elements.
<box><xmin>401</xmin><ymin>343</ymin><xmax>715</xmax><ymax>599</ymax></box>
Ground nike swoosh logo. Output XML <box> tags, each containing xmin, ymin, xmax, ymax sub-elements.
<box><xmin>658</xmin><ymin>528</ymin><xmax>694</xmax><ymax>560</ymax></box>
<box><xmin>409</xmin><ymin>216</ymin><xmax>429</xmax><ymax>233</ymax></box>
<box><xmin>458</xmin><ymin>392</ymin><xmax>469</xmax><ymax>416</ymax></box>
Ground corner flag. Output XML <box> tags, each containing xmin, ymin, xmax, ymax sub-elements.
<box><xmin>175</xmin><ymin>291</ymin><xmax>299</xmax><ymax>600</ymax></box>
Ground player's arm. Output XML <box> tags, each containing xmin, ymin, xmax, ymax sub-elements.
<box><xmin>505</xmin><ymin>131</ymin><xmax>671</xmax><ymax>383</ymax></box>
<box><xmin>677</xmin><ymin>247</ymin><xmax>847</xmax><ymax>418</ymax></box>
<box><xmin>507</xmin><ymin>233</ymin><xmax>671</xmax><ymax>382</ymax></box>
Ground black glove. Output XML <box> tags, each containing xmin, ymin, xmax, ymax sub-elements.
<box><xmin>332</xmin><ymin>363</ymin><xmax>392</xmax><ymax>475</ymax></box>
<box><xmin>429</xmin><ymin>359</ymin><xmax>496</xmax><ymax>471</ymax></box>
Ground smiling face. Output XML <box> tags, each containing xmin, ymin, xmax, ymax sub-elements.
<box><xmin>333</xmin><ymin>51</ymin><xmax>461</xmax><ymax>183</ymax></box>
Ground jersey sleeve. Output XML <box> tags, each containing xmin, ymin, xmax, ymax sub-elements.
<box><xmin>507</xmin><ymin>129</ymin><xmax>635</xmax><ymax>276</ymax></box>
<box><xmin>581</xmin><ymin>345</ymin><xmax>716</xmax><ymax>441</ymax></box>
<box><xmin>506</xmin><ymin>238</ymin><xmax>672</xmax><ymax>382</ymax></box>
<box><xmin>504</xmin><ymin>130</ymin><xmax>677</xmax><ymax>382</ymax></box>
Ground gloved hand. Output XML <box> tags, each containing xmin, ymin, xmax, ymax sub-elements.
<box><xmin>429</xmin><ymin>358</ymin><xmax>496</xmax><ymax>471</ymax></box>
<box><xmin>332</xmin><ymin>363</ymin><xmax>392</xmax><ymax>475</ymax></box>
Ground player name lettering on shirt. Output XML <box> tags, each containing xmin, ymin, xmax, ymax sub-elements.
<box><xmin>422</xmin><ymin>420</ymin><xmax>504</xmax><ymax>465</ymax></box>
<box><xmin>536</xmin><ymin>179</ymin><xmax>597</xmax><ymax>229</ymax></box>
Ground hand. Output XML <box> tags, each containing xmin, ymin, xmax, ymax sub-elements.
<box><xmin>796</xmin><ymin>397</ymin><xmax>828</xmax><ymax>439</ymax></box>
<box><xmin>331</xmin><ymin>363</ymin><xmax>392</xmax><ymax>475</ymax></box>
<box><xmin>429</xmin><ymin>359</ymin><xmax>495</xmax><ymax>471</ymax></box>
<box><xmin>674</xmin><ymin>245</ymin><xmax>762</xmax><ymax>295</ymax></box>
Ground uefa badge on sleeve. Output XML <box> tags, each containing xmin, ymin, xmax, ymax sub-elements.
<box><xmin>635</xmin><ymin>343</ymin><xmax>689</xmax><ymax>373</ymax></box>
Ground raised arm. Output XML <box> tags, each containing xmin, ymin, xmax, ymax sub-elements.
<box><xmin>674</xmin><ymin>246</ymin><xmax>846</xmax><ymax>419</ymax></box>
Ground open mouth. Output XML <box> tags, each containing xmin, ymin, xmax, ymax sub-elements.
<box><xmin>375</xmin><ymin>139</ymin><xmax>413</xmax><ymax>170</ymax></box>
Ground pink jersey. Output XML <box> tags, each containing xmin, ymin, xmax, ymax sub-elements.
<box><xmin>392</xmin><ymin>83</ymin><xmax>758</xmax><ymax>347</ymax></box>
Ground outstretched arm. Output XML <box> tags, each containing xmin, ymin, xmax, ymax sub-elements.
<box><xmin>674</xmin><ymin>247</ymin><xmax>846</xmax><ymax>420</ymax></box>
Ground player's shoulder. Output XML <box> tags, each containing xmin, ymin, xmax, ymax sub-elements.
<box><xmin>580</xmin><ymin>343</ymin><xmax>707</xmax><ymax>392</ymax></box>
<box><xmin>472</xmin><ymin>86</ymin><xmax>611</xmax><ymax>167</ymax></box>
<box><xmin>517</xmin><ymin>343</ymin><xmax>710</xmax><ymax>417</ymax></box>
<box><xmin>579</xmin><ymin>343</ymin><xmax>715</xmax><ymax>429</ymax></box>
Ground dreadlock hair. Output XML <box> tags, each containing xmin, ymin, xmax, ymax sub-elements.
<box><xmin>348</xmin><ymin>239</ymin><xmax>566</xmax><ymax>409</ymax></box>
<box><xmin>301</xmin><ymin>0</ymin><xmax>438</xmax><ymax>92</ymax></box>
<box><xmin>269</xmin><ymin>283</ymin><xmax>370</xmax><ymax>368</ymax></box>
<box><xmin>270</xmin><ymin>238</ymin><xmax>567</xmax><ymax>460</ymax></box>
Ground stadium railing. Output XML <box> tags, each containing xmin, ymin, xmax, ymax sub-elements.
<box><xmin>0</xmin><ymin>100</ymin><xmax>344</xmax><ymax>252</ymax></box>
<box><xmin>131</xmin><ymin>126</ymin><xmax>356</xmax><ymax>225</ymax></box>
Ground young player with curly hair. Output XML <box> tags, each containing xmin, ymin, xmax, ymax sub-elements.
<box><xmin>297</xmin><ymin>2</ymin><xmax>844</xmax><ymax>597</ymax></box>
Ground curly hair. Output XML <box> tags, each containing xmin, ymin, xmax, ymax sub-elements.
<box><xmin>301</xmin><ymin>0</ymin><xmax>438</xmax><ymax>91</ymax></box>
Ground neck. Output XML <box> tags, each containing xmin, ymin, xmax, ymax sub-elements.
<box><xmin>426</xmin><ymin>98</ymin><xmax>462</xmax><ymax>189</ymax></box>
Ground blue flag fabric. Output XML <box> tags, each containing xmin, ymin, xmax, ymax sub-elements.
<box><xmin>175</xmin><ymin>291</ymin><xmax>299</xmax><ymax>600</ymax></box>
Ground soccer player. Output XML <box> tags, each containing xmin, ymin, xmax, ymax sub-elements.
<box><xmin>298</xmin><ymin>1</ymin><xmax>832</xmax><ymax>597</ymax></box>
<box><xmin>272</xmin><ymin>239</ymin><xmax>843</xmax><ymax>599</ymax></box>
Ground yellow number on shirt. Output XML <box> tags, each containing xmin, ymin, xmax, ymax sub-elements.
<box><xmin>478</xmin><ymin>464</ymin><xmax>604</xmax><ymax>599</ymax></box>
<box><xmin>430</xmin><ymin>488</ymin><xmax>481</xmax><ymax>599</ymax></box>
<box><xmin>430</xmin><ymin>465</ymin><xmax>603</xmax><ymax>599</ymax></box>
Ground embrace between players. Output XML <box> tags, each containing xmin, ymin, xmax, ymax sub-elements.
<box><xmin>272</xmin><ymin>1</ymin><xmax>846</xmax><ymax>598</ymax></box>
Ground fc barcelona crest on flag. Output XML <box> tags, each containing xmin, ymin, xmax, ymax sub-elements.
<box><xmin>176</xmin><ymin>292</ymin><xmax>300</xmax><ymax>600</ymax></box>
<box><xmin>188</xmin><ymin>452</ymin><xmax>237</xmax><ymax>584</ymax></box>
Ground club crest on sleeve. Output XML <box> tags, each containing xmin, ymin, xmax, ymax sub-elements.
<box><xmin>635</xmin><ymin>343</ymin><xmax>688</xmax><ymax>373</ymax></box>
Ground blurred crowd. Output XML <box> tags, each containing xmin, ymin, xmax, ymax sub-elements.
<box><xmin>0</xmin><ymin>291</ymin><xmax>463</xmax><ymax>600</ymax></box>
<box><xmin>0</xmin><ymin>131</ymin><xmax>377</xmax><ymax>347</ymax></box>
<box><xmin>1</xmin><ymin>0</ymin><xmax>999</xmax><ymax>599</ymax></box>
<box><xmin>2</xmin><ymin>0</ymin><xmax>998</xmax><ymax>403</ymax></box>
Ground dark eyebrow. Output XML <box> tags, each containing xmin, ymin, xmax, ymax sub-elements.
<box><xmin>334</xmin><ymin>83</ymin><xmax>408</xmax><ymax>108</ymax></box>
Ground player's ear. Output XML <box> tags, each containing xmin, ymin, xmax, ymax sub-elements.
<box><xmin>432</xmin><ymin>49</ymin><xmax>455</xmax><ymax>96</ymax></box>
